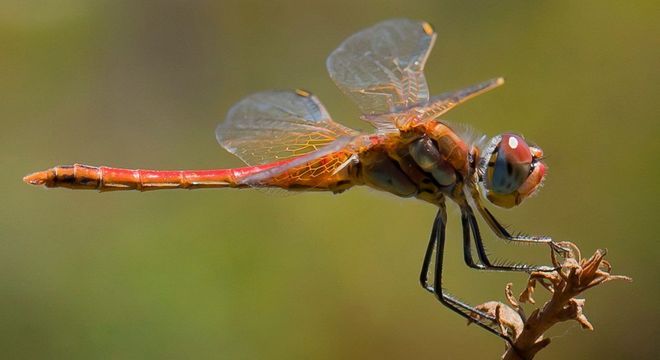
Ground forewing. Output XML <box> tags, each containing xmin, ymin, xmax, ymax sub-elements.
<box><xmin>327</xmin><ymin>19</ymin><xmax>437</xmax><ymax>119</ymax></box>
<box><xmin>217</xmin><ymin>90</ymin><xmax>358</xmax><ymax>165</ymax></box>
<box><xmin>418</xmin><ymin>78</ymin><xmax>504</xmax><ymax>120</ymax></box>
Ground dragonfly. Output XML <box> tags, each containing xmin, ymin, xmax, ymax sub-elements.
<box><xmin>24</xmin><ymin>19</ymin><xmax>564</xmax><ymax>342</ymax></box>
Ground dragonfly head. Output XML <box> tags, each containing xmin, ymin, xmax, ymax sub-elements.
<box><xmin>478</xmin><ymin>133</ymin><xmax>546</xmax><ymax>208</ymax></box>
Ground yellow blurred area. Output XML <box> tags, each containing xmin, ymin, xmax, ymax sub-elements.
<box><xmin>2</xmin><ymin>1</ymin><xmax>658</xmax><ymax>358</ymax></box>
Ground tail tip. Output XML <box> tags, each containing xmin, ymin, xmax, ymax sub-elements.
<box><xmin>23</xmin><ymin>170</ymin><xmax>50</xmax><ymax>186</ymax></box>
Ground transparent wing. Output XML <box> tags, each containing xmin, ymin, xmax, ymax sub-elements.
<box><xmin>360</xmin><ymin>78</ymin><xmax>506</xmax><ymax>130</ymax></box>
<box><xmin>326</xmin><ymin>18</ymin><xmax>437</xmax><ymax>118</ymax></box>
<box><xmin>217</xmin><ymin>89</ymin><xmax>359</xmax><ymax>165</ymax></box>
<box><xmin>239</xmin><ymin>136</ymin><xmax>359</xmax><ymax>186</ymax></box>
<box><xmin>417</xmin><ymin>78</ymin><xmax>504</xmax><ymax>120</ymax></box>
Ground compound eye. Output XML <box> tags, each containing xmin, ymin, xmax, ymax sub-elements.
<box><xmin>487</xmin><ymin>134</ymin><xmax>532</xmax><ymax>194</ymax></box>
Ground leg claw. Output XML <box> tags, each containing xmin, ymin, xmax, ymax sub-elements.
<box><xmin>550</xmin><ymin>241</ymin><xmax>571</xmax><ymax>255</ymax></box>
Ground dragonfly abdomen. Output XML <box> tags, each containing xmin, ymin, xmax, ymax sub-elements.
<box><xmin>23</xmin><ymin>157</ymin><xmax>360</xmax><ymax>192</ymax></box>
<box><xmin>22</xmin><ymin>164</ymin><xmax>271</xmax><ymax>191</ymax></box>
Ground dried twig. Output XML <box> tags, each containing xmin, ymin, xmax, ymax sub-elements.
<box><xmin>472</xmin><ymin>242</ymin><xmax>631</xmax><ymax>360</ymax></box>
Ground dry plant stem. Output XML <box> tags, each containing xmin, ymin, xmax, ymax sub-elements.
<box><xmin>481</xmin><ymin>242</ymin><xmax>632</xmax><ymax>360</ymax></box>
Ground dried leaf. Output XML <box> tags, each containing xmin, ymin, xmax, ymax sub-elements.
<box><xmin>470</xmin><ymin>301</ymin><xmax>524</xmax><ymax>339</ymax></box>
<box><xmin>501</xmin><ymin>242</ymin><xmax>631</xmax><ymax>360</ymax></box>
<box><xmin>505</xmin><ymin>283</ymin><xmax>520</xmax><ymax>310</ymax></box>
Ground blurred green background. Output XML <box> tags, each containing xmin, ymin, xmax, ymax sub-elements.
<box><xmin>2</xmin><ymin>1</ymin><xmax>658</xmax><ymax>359</ymax></box>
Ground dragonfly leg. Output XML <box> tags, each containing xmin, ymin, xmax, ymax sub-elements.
<box><xmin>461</xmin><ymin>211</ymin><xmax>487</xmax><ymax>270</ymax></box>
<box><xmin>479</xmin><ymin>206</ymin><xmax>569</xmax><ymax>255</ymax></box>
<box><xmin>419</xmin><ymin>204</ymin><xmax>447</xmax><ymax>292</ymax></box>
<box><xmin>420</xmin><ymin>205</ymin><xmax>513</xmax><ymax>343</ymax></box>
<box><xmin>464</xmin><ymin>206</ymin><xmax>557</xmax><ymax>273</ymax></box>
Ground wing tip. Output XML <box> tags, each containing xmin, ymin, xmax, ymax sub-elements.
<box><xmin>294</xmin><ymin>88</ymin><xmax>312</xmax><ymax>97</ymax></box>
<box><xmin>421</xmin><ymin>21</ymin><xmax>434</xmax><ymax>36</ymax></box>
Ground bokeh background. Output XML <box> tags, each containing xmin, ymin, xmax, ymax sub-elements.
<box><xmin>2</xmin><ymin>1</ymin><xmax>658</xmax><ymax>359</ymax></box>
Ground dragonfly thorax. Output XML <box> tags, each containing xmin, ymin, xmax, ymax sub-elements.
<box><xmin>354</xmin><ymin>120</ymin><xmax>478</xmax><ymax>207</ymax></box>
<box><xmin>409</xmin><ymin>137</ymin><xmax>457</xmax><ymax>187</ymax></box>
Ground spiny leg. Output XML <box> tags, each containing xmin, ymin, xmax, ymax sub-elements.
<box><xmin>461</xmin><ymin>211</ymin><xmax>487</xmax><ymax>270</ymax></box>
<box><xmin>465</xmin><ymin>206</ymin><xmax>556</xmax><ymax>273</ymax></box>
<box><xmin>467</xmin><ymin>186</ymin><xmax>567</xmax><ymax>254</ymax></box>
<box><xmin>459</xmin><ymin>205</ymin><xmax>537</xmax><ymax>272</ymax></box>
<box><xmin>420</xmin><ymin>204</ymin><xmax>511</xmax><ymax>342</ymax></box>
<box><xmin>419</xmin><ymin>209</ymin><xmax>438</xmax><ymax>292</ymax></box>
<box><xmin>479</xmin><ymin>206</ymin><xmax>568</xmax><ymax>254</ymax></box>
